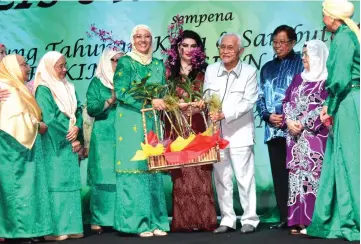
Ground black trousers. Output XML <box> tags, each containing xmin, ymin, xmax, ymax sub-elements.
<box><xmin>267</xmin><ymin>137</ymin><xmax>288</xmax><ymax>222</ymax></box>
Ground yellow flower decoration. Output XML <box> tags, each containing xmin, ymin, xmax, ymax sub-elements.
<box><xmin>133</xmin><ymin>125</ymin><xmax>138</xmax><ymax>132</ymax></box>
<box><xmin>202</xmin><ymin>127</ymin><xmax>213</xmax><ymax>136</ymax></box>
<box><xmin>155</xmin><ymin>61</ymin><xmax>158</xmax><ymax>65</ymax></box>
<box><xmin>118</xmin><ymin>136</ymin><xmax>123</xmax><ymax>142</ymax></box>
<box><xmin>121</xmin><ymin>88</ymin><xmax>126</xmax><ymax>93</ymax></box>
<box><xmin>147</xmin><ymin>72</ymin><xmax>151</xmax><ymax>77</ymax></box>
<box><xmin>131</xmin><ymin>143</ymin><xmax>164</xmax><ymax>161</ymax></box>
<box><xmin>118</xmin><ymin>71</ymin><xmax>123</xmax><ymax>77</ymax></box>
<box><xmin>117</xmin><ymin>161</ymin><xmax>121</xmax><ymax>165</ymax></box>
<box><xmin>170</xmin><ymin>134</ymin><xmax>196</xmax><ymax>152</ymax></box>
<box><xmin>119</xmin><ymin>113</ymin><xmax>123</xmax><ymax>118</ymax></box>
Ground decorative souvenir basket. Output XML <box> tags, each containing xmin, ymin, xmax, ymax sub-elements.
<box><xmin>140</xmin><ymin>107</ymin><xmax>221</xmax><ymax>171</ymax></box>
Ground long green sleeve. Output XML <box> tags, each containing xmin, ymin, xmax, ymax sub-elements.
<box><xmin>325</xmin><ymin>25</ymin><xmax>360</xmax><ymax>116</ymax></box>
<box><xmin>86</xmin><ymin>77</ymin><xmax>110</xmax><ymax>118</ymax></box>
<box><xmin>36</xmin><ymin>86</ymin><xmax>83</xmax><ymax>145</ymax></box>
<box><xmin>158</xmin><ymin>61</ymin><xmax>166</xmax><ymax>92</ymax></box>
<box><xmin>35</xmin><ymin>86</ymin><xmax>69</xmax><ymax>144</ymax></box>
<box><xmin>75</xmin><ymin>92</ymin><xmax>83</xmax><ymax>130</ymax></box>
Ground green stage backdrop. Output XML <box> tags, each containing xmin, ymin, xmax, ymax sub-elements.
<box><xmin>1</xmin><ymin>0</ymin><xmax>359</xmax><ymax>223</ymax></box>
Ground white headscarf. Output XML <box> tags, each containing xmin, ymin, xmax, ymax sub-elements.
<box><xmin>301</xmin><ymin>40</ymin><xmax>329</xmax><ymax>82</ymax></box>
<box><xmin>127</xmin><ymin>24</ymin><xmax>153</xmax><ymax>65</ymax></box>
<box><xmin>34</xmin><ymin>51</ymin><xmax>77</xmax><ymax>130</ymax></box>
<box><xmin>95</xmin><ymin>48</ymin><xmax>124</xmax><ymax>90</ymax></box>
<box><xmin>323</xmin><ymin>0</ymin><xmax>360</xmax><ymax>42</ymax></box>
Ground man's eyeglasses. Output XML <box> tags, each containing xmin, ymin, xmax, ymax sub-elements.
<box><xmin>272</xmin><ymin>40</ymin><xmax>293</xmax><ymax>46</ymax></box>
<box><xmin>218</xmin><ymin>45</ymin><xmax>236</xmax><ymax>53</ymax></box>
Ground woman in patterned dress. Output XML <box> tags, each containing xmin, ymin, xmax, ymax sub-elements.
<box><xmin>165</xmin><ymin>30</ymin><xmax>217</xmax><ymax>232</ymax></box>
<box><xmin>282</xmin><ymin>40</ymin><xmax>329</xmax><ymax>234</ymax></box>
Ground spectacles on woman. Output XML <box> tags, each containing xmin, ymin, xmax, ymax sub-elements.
<box><xmin>54</xmin><ymin>63</ymin><xmax>68</xmax><ymax>71</ymax></box>
<box><xmin>19</xmin><ymin>62</ymin><xmax>29</xmax><ymax>67</ymax></box>
<box><xmin>133</xmin><ymin>34</ymin><xmax>152</xmax><ymax>40</ymax></box>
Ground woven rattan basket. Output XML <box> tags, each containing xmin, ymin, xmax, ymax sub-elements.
<box><xmin>141</xmin><ymin>107</ymin><xmax>221</xmax><ymax>171</ymax></box>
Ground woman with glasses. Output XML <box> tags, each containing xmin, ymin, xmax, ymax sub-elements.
<box><xmin>86</xmin><ymin>48</ymin><xmax>124</xmax><ymax>234</ymax></box>
<box><xmin>282</xmin><ymin>40</ymin><xmax>329</xmax><ymax>234</ymax></box>
<box><xmin>0</xmin><ymin>54</ymin><xmax>51</xmax><ymax>243</ymax></box>
<box><xmin>256</xmin><ymin>25</ymin><xmax>303</xmax><ymax>230</ymax></box>
<box><xmin>34</xmin><ymin>51</ymin><xmax>84</xmax><ymax>241</ymax></box>
<box><xmin>113</xmin><ymin>25</ymin><xmax>169</xmax><ymax>238</ymax></box>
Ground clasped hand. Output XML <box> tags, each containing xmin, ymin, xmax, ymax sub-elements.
<box><xmin>269</xmin><ymin>113</ymin><xmax>283</xmax><ymax>128</ymax></box>
<box><xmin>286</xmin><ymin>119</ymin><xmax>303</xmax><ymax>136</ymax></box>
<box><xmin>0</xmin><ymin>89</ymin><xmax>10</xmax><ymax>101</ymax></box>
<box><xmin>320</xmin><ymin>106</ymin><xmax>331</xmax><ymax>124</ymax></box>
<box><xmin>66</xmin><ymin>126</ymin><xmax>80</xmax><ymax>142</ymax></box>
<box><xmin>152</xmin><ymin>99</ymin><xmax>167</xmax><ymax>111</ymax></box>
<box><xmin>178</xmin><ymin>99</ymin><xmax>206</xmax><ymax>116</ymax></box>
<box><xmin>38</xmin><ymin>122</ymin><xmax>48</xmax><ymax>134</ymax></box>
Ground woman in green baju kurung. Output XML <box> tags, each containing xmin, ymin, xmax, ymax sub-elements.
<box><xmin>305</xmin><ymin>0</ymin><xmax>360</xmax><ymax>241</ymax></box>
<box><xmin>113</xmin><ymin>25</ymin><xmax>170</xmax><ymax>237</ymax></box>
<box><xmin>0</xmin><ymin>55</ymin><xmax>52</xmax><ymax>241</ymax></box>
<box><xmin>86</xmin><ymin>48</ymin><xmax>124</xmax><ymax>233</ymax></box>
<box><xmin>34</xmin><ymin>51</ymin><xmax>84</xmax><ymax>241</ymax></box>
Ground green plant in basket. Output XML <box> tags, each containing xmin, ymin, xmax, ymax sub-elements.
<box><xmin>128</xmin><ymin>75</ymin><xmax>168</xmax><ymax>103</ymax></box>
<box><xmin>205</xmin><ymin>93</ymin><xmax>222</xmax><ymax>113</ymax></box>
<box><xmin>175</xmin><ymin>75</ymin><xmax>203</xmax><ymax>103</ymax></box>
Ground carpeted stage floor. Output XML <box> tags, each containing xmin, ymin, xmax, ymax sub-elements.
<box><xmin>57</xmin><ymin>224</ymin><xmax>357</xmax><ymax>244</ymax></box>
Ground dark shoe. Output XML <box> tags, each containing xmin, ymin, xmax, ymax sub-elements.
<box><xmin>91</xmin><ymin>228</ymin><xmax>103</xmax><ymax>235</ymax></box>
<box><xmin>269</xmin><ymin>221</ymin><xmax>287</xmax><ymax>230</ymax></box>
<box><xmin>240</xmin><ymin>224</ymin><xmax>256</xmax><ymax>234</ymax></box>
<box><xmin>289</xmin><ymin>228</ymin><xmax>301</xmax><ymax>235</ymax></box>
<box><xmin>8</xmin><ymin>239</ymin><xmax>34</xmax><ymax>244</ymax></box>
<box><xmin>213</xmin><ymin>226</ymin><xmax>233</xmax><ymax>234</ymax></box>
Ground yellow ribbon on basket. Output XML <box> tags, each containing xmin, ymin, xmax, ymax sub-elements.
<box><xmin>201</xmin><ymin>127</ymin><xmax>213</xmax><ymax>136</ymax></box>
<box><xmin>170</xmin><ymin>134</ymin><xmax>196</xmax><ymax>152</ymax></box>
<box><xmin>131</xmin><ymin>143</ymin><xmax>165</xmax><ymax>161</ymax></box>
